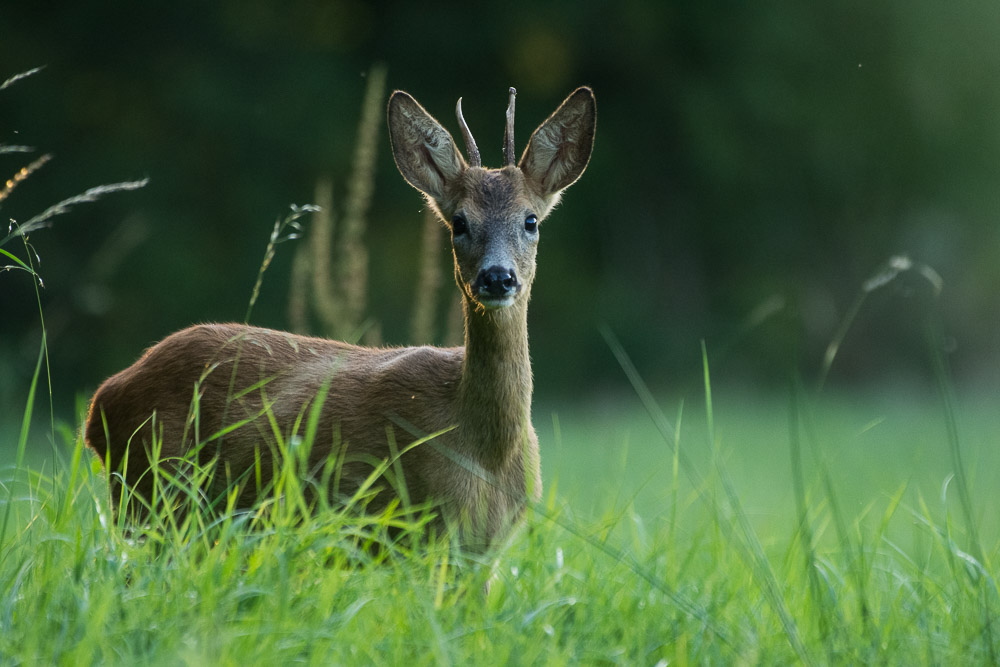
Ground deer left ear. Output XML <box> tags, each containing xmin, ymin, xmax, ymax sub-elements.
<box><xmin>519</xmin><ymin>87</ymin><xmax>596</xmax><ymax>197</ymax></box>
<box><xmin>388</xmin><ymin>91</ymin><xmax>467</xmax><ymax>200</ymax></box>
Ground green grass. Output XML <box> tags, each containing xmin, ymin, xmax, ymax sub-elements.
<box><xmin>1</xmin><ymin>377</ymin><xmax>998</xmax><ymax>664</ymax></box>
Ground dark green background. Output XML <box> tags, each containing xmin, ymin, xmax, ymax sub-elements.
<box><xmin>3</xmin><ymin>1</ymin><xmax>999</xmax><ymax>424</ymax></box>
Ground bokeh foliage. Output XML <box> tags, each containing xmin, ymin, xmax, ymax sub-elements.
<box><xmin>3</xmin><ymin>0</ymin><xmax>1000</xmax><ymax>419</ymax></box>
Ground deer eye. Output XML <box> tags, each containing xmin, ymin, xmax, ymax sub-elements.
<box><xmin>524</xmin><ymin>214</ymin><xmax>538</xmax><ymax>233</ymax></box>
<box><xmin>451</xmin><ymin>214</ymin><xmax>468</xmax><ymax>236</ymax></box>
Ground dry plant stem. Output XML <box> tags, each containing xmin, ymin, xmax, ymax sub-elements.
<box><xmin>335</xmin><ymin>65</ymin><xmax>386</xmax><ymax>338</ymax></box>
<box><xmin>287</xmin><ymin>229</ymin><xmax>311</xmax><ymax>334</ymax></box>
<box><xmin>310</xmin><ymin>177</ymin><xmax>339</xmax><ymax>332</ymax></box>
<box><xmin>410</xmin><ymin>207</ymin><xmax>445</xmax><ymax>344</ymax></box>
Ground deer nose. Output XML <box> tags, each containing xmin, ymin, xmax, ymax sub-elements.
<box><xmin>476</xmin><ymin>265</ymin><xmax>519</xmax><ymax>298</ymax></box>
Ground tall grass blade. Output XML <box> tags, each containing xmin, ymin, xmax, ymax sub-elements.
<box><xmin>599</xmin><ymin>324</ymin><xmax>699</xmax><ymax>483</ymax></box>
<box><xmin>794</xmin><ymin>373</ymin><xmax>876</xmax><ymax>651</ymax></box>
<box><xmin>926</xmin><ymin>319</ymin><xmax>998</xmax><ymax>661</ymax></box>
<box><xmin>0</xmin><ymin>334</ymin><xmax>45</xmax><ymax>562</ymax></box>
<box><xmin>601</xmin><ymin>325</ymin><xmax>804</xmax><ymax>657</ymax></box>
<box><xmin>701</xmin><ymin>342</ymin><xmax>812</xmax><ymax>665</ymax></box>
<box><xmin>926</xmin><ymin>324</ymin><xmax>981</xmax><ymax>564</ymax></box>
<box><xmin>788</xmin><ymin>379</ymin><xmax>831</xmax><ymax>645</ymax></box>
<box><xmin>0</xmin><ymin>246</ymin><xmax>33</xmax><ymax>273</ymax></box>
<box><xmin>528</xmin><ymin>498</ymin><xmax>737</xmax><ymax>650</ymax></box>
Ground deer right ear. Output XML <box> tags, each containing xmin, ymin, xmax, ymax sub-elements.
<box><xmin>519</xmin><ymin>87</ymin><xmax>596</xmax><ymax>197</ymax></box>
<box><xmin>388</xmin><ymin>91</ymin><xmax>467</xmax><ymax>200</ymax></box>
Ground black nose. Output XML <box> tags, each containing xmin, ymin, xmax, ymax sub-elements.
<box><xmin>476</xmin><ymin>265</ymin><xmax>519</xmax><ymax>297</ymax></box>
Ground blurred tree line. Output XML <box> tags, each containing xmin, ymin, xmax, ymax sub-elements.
<box><xmin>3</xmin><ymin>0</ymin><xmax>1000</xmax><ymax>422</ymax></box>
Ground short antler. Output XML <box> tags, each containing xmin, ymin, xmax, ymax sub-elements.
<box><xmin>503</xmin><ymin>87</ymin><xmax>516</xmax><ymax>166</ymax></box>
<box><xmin>455</xmin><ymin>98</ymin><xmax>481</xmax><ymax>168</ymax></box>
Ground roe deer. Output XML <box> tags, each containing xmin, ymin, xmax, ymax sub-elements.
<box><xmin>84</xmin><ymin>86</ymin><xmax>596</xmax><ymax>550</ymax></box>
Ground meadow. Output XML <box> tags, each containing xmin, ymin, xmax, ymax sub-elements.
<box><xmin>4</xmin><ymin>66</ymin><xmax>999</xmax><ymax>665</ymax></box>
<box><xmin>2</xmin><ymin>351</ymin><xmax>998</xmax><ymax>664</ymax></box>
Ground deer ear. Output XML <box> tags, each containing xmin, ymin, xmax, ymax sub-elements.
<box><xmin>388</xmin><ymin>91</ymin><xmax>467</xmax><ymax>200</ymax></box>
<box><xmin>519</xmin><ymin>87</ymin><xmax>596</xmax><ymax>196</ymax></box>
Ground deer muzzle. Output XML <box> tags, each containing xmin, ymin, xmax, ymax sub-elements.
<box><xmin>474</xmin><ymin>265</ymin><xmax>520</xmax><ymax>307</ymax></box>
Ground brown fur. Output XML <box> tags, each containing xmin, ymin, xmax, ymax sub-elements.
<box><xmin>84</xmin><ymin>87</ymin><xmax>596</xmax><ymax>549</ymax></box>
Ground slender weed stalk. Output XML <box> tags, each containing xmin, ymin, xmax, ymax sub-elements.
<box><xmin>600</xmin><ymin>325</ymin><xmax>811</xmax><ymax>658</ymax></box>
<box><xmin>336</xmin><ymin>65</ymin><xmax>385</xmax><ymax>343</ymax></box>
<box><xmin>926</xmin><ymin>318</ymin><xmax>998</xmax><ymax>662</ymax></box>
<box><xmin>307</xmin><ymin>177</ymin><xmax>339</xmax><ymax>331</ymax></box>
<box><xmin>0</xmin><ymin>334</ymin><xmax>44</xmax><ymax>567</ymax></box>
<box><xmin>206</xmin><ymin>203</ymin><xmax>316</xmax><ymax>444</ymax></box>
<box><xmin>787</xmin><ymin>378</ymin><xmax>831</xmax><ymax>645</ymax></box>
<box><xmin>1</xmin><ymin>179</ymin><xmax>149</xmax><ymax>248</ymax></box>
<box><xmin>701</xmin><ymin>342</ymin><xmax>812</xmax><ymax>665</ymax></box>
<box><xmin>243</xmin><ymin>204</ymin><xmax>314</xmax><ymax>324</ymax></box>
<box><xmin>410</xmin><ymin>207</ymin><xmax>446</xmax><ymax>344</ymax></box>
<box><xmin>2</xmin><ymin>64</ymin><xmax>147</xmax><ymax>533</ymax></box>
<box><xmin>289</xmin><ymin>66</ymin><xmax>387</xmax><ymax>344</ymax></box>
<box><xmin>0</xmin><ymin>154</ymin><xmax>50</xmax><ymax>204</ymax></box>
<box><xmin>792</xmin><ymin>378</ymin><xmax>875</xmax><ymax>652</ymax></box>
<box><xmin>817</xmin><ymin>254</ymin><xmax>942</xmax><ymax>392</ymax></box>
<box><xmin>0</xmin><ymin>66</ymin><xmax>45</xmax><ymax>92</ymax></box>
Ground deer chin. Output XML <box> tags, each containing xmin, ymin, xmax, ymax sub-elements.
<box><xmin>475</xmin><ymin>294</ymin><xmax>518</xmax><ymax>311</ymax></box>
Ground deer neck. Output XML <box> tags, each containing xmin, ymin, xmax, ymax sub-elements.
<box><xmin>458</xmin><ymin>294</ymin><xmax>533</xmax><ymax>468</ymax></box>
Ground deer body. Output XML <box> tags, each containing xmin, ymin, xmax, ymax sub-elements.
<box><xmin>85</xmin><ymin>87</ymin><xmax>596</xmax><ymax>549</ymax></box>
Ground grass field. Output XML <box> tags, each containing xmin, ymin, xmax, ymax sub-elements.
<box><xmin>3</xmin><ymin>111</ymin><xmax>996</xmax><ymax>661</ymax></box>
<box><xmin>2</xmin><ymin>372</ymin><xmax>998</xmax><ymax>664</ymax></box>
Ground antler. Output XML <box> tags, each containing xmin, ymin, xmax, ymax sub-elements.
<box><xmin>455</xmin><ymin>97</ymin><xmax>482</xmax><ymax>168</ymax></box>
<box><xmin>503</xmin><ymin>87</ymin><xmax>517</xmax><ymax>167</ymax></box>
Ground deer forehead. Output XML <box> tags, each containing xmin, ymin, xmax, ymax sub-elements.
<box><xmin>459</xmin><ymin>169</ymin><xmax>538</xmax><ymax>220</ymax></box>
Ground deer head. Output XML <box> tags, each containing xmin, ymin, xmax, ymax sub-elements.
<box><xmin>387</xmin><ymin>86</ymin><xmax>596</xmax><ymax>312</ymax></box>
